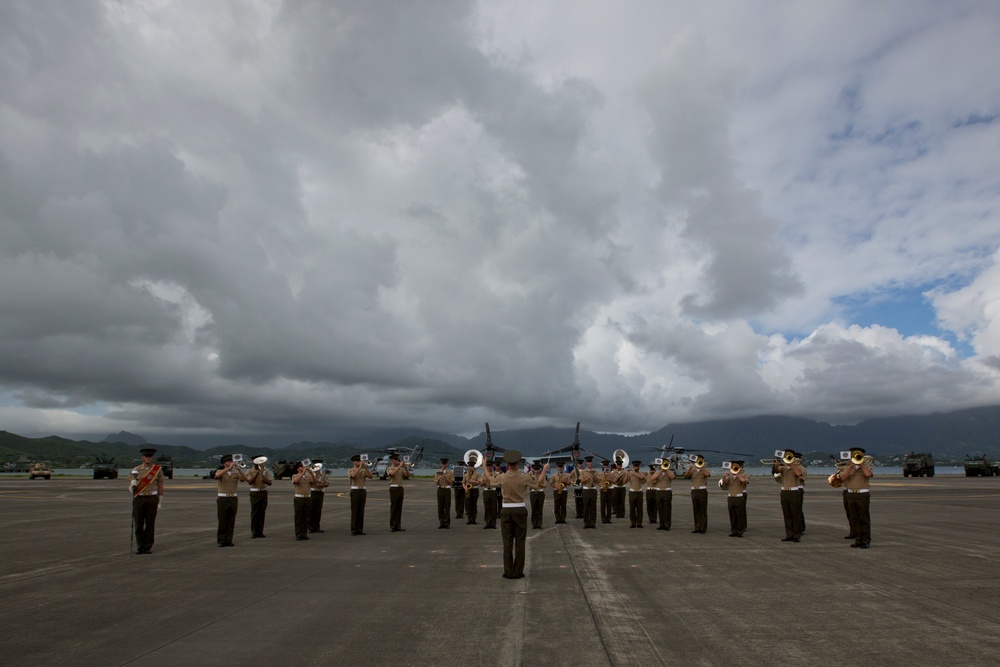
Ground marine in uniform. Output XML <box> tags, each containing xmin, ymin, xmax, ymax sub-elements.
<box><xmin>612</xmin><ymin>459</ymin><xmax>627</xmax><ymax>518</ymax></box>
<box><xmin>454</xmin><ymin>467</ymin><xmax>466</xmax><ymax>520</ymax></box>
<box><xmin>578</xmin><ymin>457</ymin><xmax>598</xmax><ymax>528</ymax></box>
<box><xmin>386</xmin><ymin>453</ymin><xmax>410</xmax><ymax>532</ymax></box>
<box><xmin>309</xmin><ymin>459</ymin><xmax>330</xmax><ymax>533</ymax></box>
<box><xmin>481</xmin><ymin>461</ymin><xmax>499</xmax><ymax>529</ymax></box>
<box><xmin>528</xmin><ymin>462</ymin><xmax>546</xmax><ymax>529</ymax></box>
<box><xmin>292</xmin><ymin>461</ymin><xmax>316</xmax><ymax>541</ymax></box>
<box><xmin>649</xmin><ymin>461</ymin><xmax>675</xmax><ymax>530</ymax></box>
<box><xmin>684</xmin><ymin>458</ymin><xmax>711</xmax><ymax>533</ymax></box>
<box><xmin>645</xmin><ymin>464</ymin><xmax>658</xmax><ymax>525</ymax></box>
<box><xmin>348</xmin><ymin>454</ymin><xmax>373</xmax><ymax>535</ymax></box>
<box><xmin>434</xmin><ymin>459</ymin><xmax>454</xmax><ymax>529</ymax></box>
<box><xmin>776</xmin><ymin>452</ymin><xmax>806</xmax><ymax>542</ymax></box>
<box><xmin>247</xmin><ymin>456</ymin><xmax>272</xmax><ymax>538</ymax></box>
<box><xmin>599</xmin><ymin>460</ymin><xmax>613</xmax><ymax>524</ymax></box>
<box><xmin>130</xmin><ymin>447</ymin><xmax>164</xmax><ymax>554</ymax></box>
<box><xmin>626</xmin><ymin>460</ymin><xmax>646</xmax><ymax>528</ymax></box>
<box><xmin>841</xmin><ymin>448</ymin><xmax>873</xmax><ymax>548</ymax></box>
<box><xmin>463</xmin><ymin>464</ymin><xmax>481</xmax><ymax>524</ymax></box>
<box><xmin>481</xmin><ymin>450</ymin><xmax>549</xmax><ymax>579</ymax></box>
<box><xmin>721</xmin><ymin>461</ymin><xmax>749</xmax><ymax>537</ymax></box>
<box><xmin>215</xmin><ymin>454</ymin><xmax>248</xmax><ymax>547</ymax></box>
<box><xmin>550</xmin><ymin>462</ymin><xmax>572</xmax><ymax>524</ymax></box>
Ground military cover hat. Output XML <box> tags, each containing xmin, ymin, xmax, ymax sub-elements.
<box><xmin>350</xmin><ymin>454</ymin><xmax>361</xmax><ymax>462</ymax></box>
<box><xmin>632</xmin><ymin>460</ymin><xmax>641</xmax><ymax>467</ymax></box>
<box><xmin>139</xmin><ymin>448</ymin><xmax>157</xmax><ymax>456</ymax></box>
<box><xmin>221</xmin><ymin>454</ymin><xmax>234</xmax><ymax>463</ymax></box>
<box><xmin>389</xmin><ymin>453</ymin><xmax>400</xmax><ymax>461</ymax></box>
<box><xmin>502</xmin><ymin>449</ymin><xmax>521</xmax><ymax>464</ymax></box>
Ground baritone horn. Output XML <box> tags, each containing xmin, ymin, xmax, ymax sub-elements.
<box><xmin>464</xmin><ymin>449</ymin><xmax>484</xmax><ymax>468</ymax></box>
<box><xmin>781</xmin><ymin>450</ymin><xmax>796</xmax><ymax>465</ymax></box>
<box><xmin>656</xmin><ymin>457</ymin><xmax>671</xmax><ymax>471</ymax></box>
<box><xmin>730</xmin><ymin>462</ymin><xmax>743</xmax><ymax>475</ymax></box>
<box><xmin>612</xmin><ymin>449</ymin><xmax>630</xmax><ymax>468</ymax></box>
<box><xmin>688</xmin><ymin>454</ymin><xmax>705</xmax><ymax>468</ymax></box>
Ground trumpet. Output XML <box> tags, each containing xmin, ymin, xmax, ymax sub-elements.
<box><xmin>233</xmin><ymin>453</ymin><xmax>247</xmax><ymax>469</ymax></box>
<box><xmin>309</xmin><ymin>462</ymin><xmax>323</xmax><ymax>472</ymax></box>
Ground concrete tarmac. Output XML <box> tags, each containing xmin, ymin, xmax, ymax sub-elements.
<box><xmin>1</xmin><ymin>475</ymin><xmax>999</xmax><ymax>666</ymax></box>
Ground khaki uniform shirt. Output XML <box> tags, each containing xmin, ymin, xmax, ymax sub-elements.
<box><xmin>550</xmin><ymin>471</ymin><xmax>573</xmax><ymax>491</ymax></box>
<box><xmin>387</xmin><ymin>463</ymin><xmax>409</xmax><ymax>486</ymax></box>
<box><xmin>348</xmin><ymin>464</ymin><xmax>373</xmax><ymax>489</ymax></box>
<box><xmin>651</xmin><ymin>469</ymin><xmax>674</xmax><ymax>490</ymax></box>
<box><xmin>841</xmin><ymin>465</ymin><xmax>871</xmax><ymax>491</ymax></box>
<box><xmin>247</xmin><ymin>467</ymin><xmax>272</xmax><ymax>491</ymax></box>
<box><xmin>611</xmin><ymin>468</ymin><xmax>627</xmax><ymax>487</ymax></box>
<box><xmin>216</xmin><ymin>468</ymin><xmax>243</xmax><ymax>494</ymax></box>
<box><xmin>687</xmin><ymin>467</ymin><xmax>710</xmax><ymax>489</ymax></box>
<box><xmin>725</xmin><ymin>473</ymin><xmax>749</xmax><ymax>496</ymax></box>
<box><xmin>464</xmin><ymin>470</ymin><xmax>483</xmax><ymax>488</ymax></box>
<box><xmin>434</xmin><ymin>468</ymin><xmax>455</xmax><ymax>489</ymax></box>
<box><xmin>578</xmin><ymin>468</ymin><xmax>598</xmax><ymax>488</ymax></box>
<box><xmin>131</xmin><ymin>462</ymin><xmax>164</xmax><ymax>495</ymax></box>
<box><xmin>778</xmin><ymin>465</ymin><xmax>806</xmax><ymax>490</ymax></box>
<box><xmin>293</xmin><ymin>471</ymin><xmax>314</xmax><ymax>496</ymax></box>
<box><xmin>312</xmin><ymin>470</ymin><xmax>330</xmax><ymax>493</ymax></box>
<box><xmin>492</xmin><ymin>469</ymin><xmax>545</xmax><ymax>504</ymax></box>
<box><xmin>626</xmin><ymin>469</ymin><xmax>647</xmax><ymax>491</ymax></box>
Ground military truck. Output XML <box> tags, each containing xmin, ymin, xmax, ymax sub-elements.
<box><xmin>93</xmin><ymin>457</ymin><xmax>119</xmax><ymax>480</ymax></box>
<box><xmin>28</xmin><ymin>462</ymin><xmax>52</xmax><ymax>480</ymax></box>
<box><xmin>156</xmin><ymin>455</ymin><xmax>174</xmax><ymax>480</ymax></box>
<box><xmin>273</xmin><ymin>459</ymin><xmax>298</xmax><ymax>480</ymax></box>
<box><xmin>963</xmin><ymin>455</ymin><xmax>1000</xmax><ymax>477</ymax></box>
<box><xmin>902</xmin><ymin>452</ymin><xmax>935</xmax><ymax>477</ymax></box>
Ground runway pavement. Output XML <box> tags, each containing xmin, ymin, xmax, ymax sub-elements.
<box><xmin>1</xmin><ymin>474</ymin><xmax>999</xmax><ymax>666</ymax></box>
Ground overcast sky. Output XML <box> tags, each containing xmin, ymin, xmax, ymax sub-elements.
<box><xmin>2</xmin><ymin>0</ymin><xmax>1000</xmax><ymax>442</ymax></box>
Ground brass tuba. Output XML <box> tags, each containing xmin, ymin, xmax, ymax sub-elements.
<box><xmin>464</xmin><ymin>449</ymin><xmax>484</xmax><ymax>468</ymax></box>
<box><xmin>613</xmin><ymin>449</ymin><xmax>630</xmax><ymax>468</ymax></box>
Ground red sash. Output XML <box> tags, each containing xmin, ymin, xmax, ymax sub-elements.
<box><xmin>134</xmin><ymin>465</ymin><xmax>162</xmax><ymax>497</ymax></box>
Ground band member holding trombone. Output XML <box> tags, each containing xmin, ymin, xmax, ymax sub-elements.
<box><xmin>649</xmin><ymin>458</ymin><xmax>675</xmax><ymax>530</ymax></box>
<box><xmin>529</xmin><ymin>462</ymin><xmax>546</xmax><ymax>529</ymax></box>
<box><xmin>480</xmin><ymin>450</ymin><xmax>549</xmax><ymax>579</ymax></box>
<box><xmin>309</xmin><ymin>459</ymin><xmax>330</xmax><ymax>534</ymax></box>
<box><xmin>721</xmin><ymin>461</ymin><xmax>749</xmax><ymax>537</ymax></box>
<box><xmin>387</xmin><ymin>453</ymin><xmax>410</xmax><ymax>532</ymax></box>
<box><xmin>840</xmin><ymin>448</ymin><xmax>873</xmax><ymax>548</ymax></box>
<box><xmin>578</xmin><ymin>456</ymin><xmax>599</xmax><ymax>528</ymax></box>
<box><xmin>215</xmin><ymin>454</ymin><xmax>248</xmax><ymax>547</ymax></box>
<box><xmin>626</xmin><ymin>460</ymin><xmax>647</xmax><ymax>528</ymax></box>
<box><xmin>348</xmin><ymin>454</ymin><xmax>373</xmax><ymax>535</ymax></box>
<box><xmin>775</xmin><ymin>450</ymin><xmax>806</xmax><ymax>542</ymax></box>
<box><xmin>434</xmin><ymin>458</ymin><xmax>454</xmax><ymax>529</ymax></box>
<box><xmin>684</xmin><ymin>455</ymin><xmax>710</xmax><ymax>533</ymax></box>
<box><xmin>550</xmin><ymin>461</ymin><xmax>572</xmax><ymax>524</ymax></box>
<box><xmin>292</xmin><ymin>460</ymin><xmax>317</xmax><ymax>541</ymax></box>
<box><xmin>247</xmin><ymin>455</ymin><xmax>272</xmax><ymax>538</ymax></box>
<box><xmin>130</xmin><ymin>447</ymin><xmax>164</xmax><ymax>554</ymax></box>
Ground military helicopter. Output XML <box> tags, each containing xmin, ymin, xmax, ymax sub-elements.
<box><xmin>637</xmin><ymin>435</ymin><xmax>752</xmax><ymax>472</ymax></box>
<box><xmin>372</xmin><ymin>444</ymin><xmax>426</xmax><ymax>480</ymax></box>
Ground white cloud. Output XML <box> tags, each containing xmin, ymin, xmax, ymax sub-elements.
<box><xmin>1</xmin><ymin>0</ymin><xmax>999</xmax><ymax>440</ymax></box>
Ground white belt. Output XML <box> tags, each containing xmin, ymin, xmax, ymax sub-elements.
<box><xmin>796</xmin><ymin>486</ymin><xmax>804</xmax><ymax>490</ymax></box>
<box><xmin>530</xmin><ymin>489</ymin><xmax>544</xmax><ymax>493</ymax></box>
<box><xmin>294</xmin><ymin>493</ymin><xmax>310</xmax><ymax>498</ymax></box>
<box><xmin>218</xmin><ymin>493</ymin><xmax>237</xmax><ymax>497</ymax></box>
<box><xmin>503</xmin><ymin>502</ymin><xmax>525</xmax><ymax>508</ymax></box>
<box><xmin>847</xmin><ymin>489</ymin><xmax>870</xmax><ymax>493</ymax></box>
<box><xmin>781</xmin><ymin>487</ymin><xmax>797</xmax><ymax>491</ymax></box>
<box><xmin>729</xmin><ymin>493</ymin><xmax>745</xmax><ymax>497</ymax></box>
<box><xmin>389</xmin><ymin>484</ymin><xmax>401</xmax><ymax>487</ymax></box>
<box><xmin>310</xmin><ymin>488</ymin><xmax>324</xmax><ymax>493</ymax></box>
<box><xmin>629</xmin><ymin>489</ymin><xmax>643</xmax><ymax>493</ymax></box>
<box><xmin>692</xmin><ymin>487</ymin><xmax>706</xmax><ymax>490</ymax></box>
<box><xmin>350</xmin><ymin>486</ymin><xmax>364</xmax><ymax>490</ymax></box>
<box><xmin>582</xmin><ymin>486</ymin><xmax>595</xmax><ymax>490</ymax></box>
<box><xmin>137</xmin><ymin>492</ymin><xmax>158</xmax><ymax>496</ymax></box>
<box><xmin>657</xmin><ymin>488</ymin><xmax>672</xmax><ymax>492</ymax></box>
<box><xmin>249</xmin><ymin>488</ymin><xmax>266</xmax><ymax>492</ymax></box>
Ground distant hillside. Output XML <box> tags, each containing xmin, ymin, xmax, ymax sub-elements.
<box><xmin>102</xmin><ymin>431</ymin><xmax>147</xmax><ymax>446</ymax></box>
<box><xmin>4</xmin><ymin>405</ymin><xmax>999</xmax><ymax>467</ymax></box>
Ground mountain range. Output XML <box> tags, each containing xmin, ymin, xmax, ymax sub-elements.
<box><xmin>4</xmin><ymin>405</ymin><xmax>1000</xmax><ymax>467</ymax></box>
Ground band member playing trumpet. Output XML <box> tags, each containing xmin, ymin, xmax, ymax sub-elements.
<box><xmin>480</xmin><ymin>451</ymin><xmax>549</xmax><ymax>579</ymax></box>
<box><xmin>482</xmin><ymin>460</ymin><xmax>499</xmax><ymax>529</ymax></box>
<box><xmin>130</xmin><ymin>447</ymin><xmax>164</xmax><ymax>554</ymax></box>
<box><xmin>387</xmin><ymin>453</ymin><xmax>410</xmax><ymax>532</ymax></box>
<box><xmin>625</xmin><ymin>460</ymin><xmax>647</xmax><ymax>528</ymax></box>
<box><xmin>599</xmin><ymin>460</ymin><xmax>613</xmax><ymax>524</ymax></box>
<box><xmin>292</xmin><ymin>460</ymin><xmax>316</xmax><ymax>541</ymax></box>
<box><xmin>309</xmin><ymin>459</ymin><xmax>330</xmax><ymax>534</ymax></box>
<box><xmin>529</xmin><ymin>463</ymin><xmax>546</xmax><ymax>529</ymax></box>
<box><xmin>684</xmin><ymin>456</ymin><xmax>710</xmax><ymax>533</ymax></box>
<box><xmin>550</xmin><ymin>461</ymin><xmax>572</xmax><ymax>524</ymax></box>
<box><xmin>434</xmin><ymin>459</ymin><xmax>454</xmax><ymax>529</ymax></box>
<box><xmin>463</xmin><ymin>462</ymin><xmax>482</xmax><ymax>524</ymax></box>
<box><xmin>247</xmin><ymin>455</ymin><xmax>272</xmax><ymax>538</ymax></box>
<box><xmin>348</xmin><ymin>454</ymin><xmax>373</xmax><ymax>535</ymax></box>
<box><xmin>721</xmin><ymin>461</ymin><xmax>749</xmax><ymax>537</ymax></box>
<box><xmin>578</xmin><ymin>456</ymin><xmax>599</xmax><ymax>528</ymax></box>
<box><xmin>841</xmin><ymin>448</ymin><xmax>873</xmax><ymax>548</ymax></box>
<box><xmin>649</xmin><ymin>460</ymin><xmax>675</xmax><ymax>530</ymax></box>
<box><xmin>775</xmin><ymin>451</ymin><xmax>806</xmax><ymax>542</ymax></box>
<box><xmin>215</xmin><ymin>454</ymin><xmax>248</xmax><ymax>547</ymax></box>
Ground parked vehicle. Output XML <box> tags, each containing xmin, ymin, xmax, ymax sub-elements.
<box><xmin>93</xmin><ymin>457</ymin><xmax>119</xmax><ymax>480</ymax></box>
<box><xmin>28</xmin><ymin>462</ymin><xmax>52</xmax><ymax>480</ymax></box>
<box><xmin>902</xmin><ymin>452</ymin><xmax>935</xmax><ymax>477</ymax></box>
<box><xmin>156</xmin><ymin>455</ymin><xmax>174</xmax><ymax>480</ymax></box>
<box><xmin>963</xmin><ymin>455</ymin><xmax>1000</xmax><ymax>477</ymax></box>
